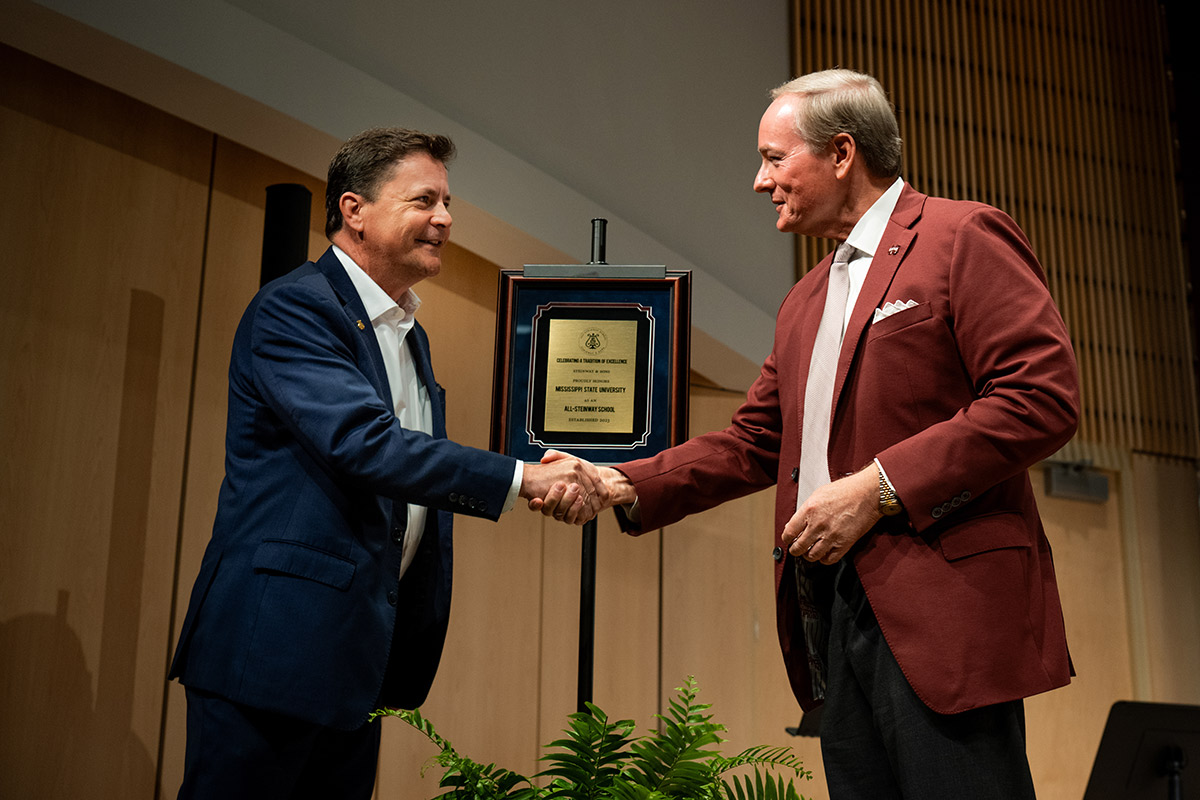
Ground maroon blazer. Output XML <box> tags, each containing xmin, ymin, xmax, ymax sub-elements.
<box><xmin>618</xmin><ymin>184</ymin><xmax>1079</xmax><ymax>714</ymax></box>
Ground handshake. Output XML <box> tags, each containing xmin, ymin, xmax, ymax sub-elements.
<box><xmin>517</xmin><ymin>450</ymin><xmax>637</xmax><ymax>525</ymax></box>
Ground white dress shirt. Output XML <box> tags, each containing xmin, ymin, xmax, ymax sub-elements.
<box><xmin>332</xmin><ymin>247</ymin><xmax>521</xmax><ymax>579</ymax></box>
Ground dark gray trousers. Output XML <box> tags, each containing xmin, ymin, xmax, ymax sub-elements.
<box><xmin>819</xmin><ymin>561</ymin><xmax>1037</xmax><ymax>800</ymax></box>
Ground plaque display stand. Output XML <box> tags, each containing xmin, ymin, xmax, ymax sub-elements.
<box><xmin>491</xmin><ymin>220</ymin><xmax>690</xmax><ymax>711</ymax></box>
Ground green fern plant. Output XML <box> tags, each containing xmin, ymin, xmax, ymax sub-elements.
<box><xmin>370</xmin><ymin>676</ymin><xmax>813</xmax><ymax>800</ymax></box>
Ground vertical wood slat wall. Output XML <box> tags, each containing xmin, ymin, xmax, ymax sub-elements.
<box><xmin>791</xmin><ymin>0</ymin><xmax>1198</xmax><ymax>463</ymax></box>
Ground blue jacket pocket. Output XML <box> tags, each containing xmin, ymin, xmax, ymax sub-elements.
<box><xmin>252</xmin><ymin>539</ymin><xmax>357</xmax><ymax>591</ymax></box>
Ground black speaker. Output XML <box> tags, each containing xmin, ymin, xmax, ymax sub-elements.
<box><xmin>260</xmin><ymin>183</ymin><xmax>312</xmax><ymax>287</ymax></box>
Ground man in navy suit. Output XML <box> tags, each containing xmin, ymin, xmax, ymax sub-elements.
<box><xmin>170</xmin><ymin>127</ymin><xmax>606</xmax><ymax>798</ymax></box>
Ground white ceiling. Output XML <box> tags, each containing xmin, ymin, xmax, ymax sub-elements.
<box><xmin>222</xmin><ymin>0</ymin><xmax>795</xmax><ymax>313</ymax></box>
<box><xmin>15</xmin><ymin>0</ymin><xmax>796</xmax><ymax>367</ymax></box>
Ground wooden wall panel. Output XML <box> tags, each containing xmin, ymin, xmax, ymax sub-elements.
<box><xmin>1129</xmin><ymin>454</ymin><xmax>1200</xmax><ymax>705</ymax></box>
<box><xmin>0</xmin><ymin>44</ymin><xmax>211</xmax><ymax>800</ymax></box>
<box><xmin>1027</xmin><ymin>465</ymin><xmax>1134</xmax><ymax>798</ymax></box>
<box><xmin>535</xmin><ymin>509</ymin><xmax>662</xmax><ymax>752</ymax></box>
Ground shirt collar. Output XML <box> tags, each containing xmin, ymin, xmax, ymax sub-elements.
<box><xmin>844</xmin><ymin>176</ymin><xmax>905</xmax><ymax>258</ymax></box>
<box><xmin>331</xmin><ymin>245</ymin><xmax>422</xmax><ymax>323</ymax></box>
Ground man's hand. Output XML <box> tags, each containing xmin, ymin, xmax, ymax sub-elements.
<box><xmin>782</xmin><ymin>463</ymin><xmax>882</xmax><ymax>564</ymax></box>
<box><xmin>520</xmin><ymin>450</ymin><xmax>609</xmax><ymax>525</ymax></box>
<box><xmin>530</xmin><ymin>460</ymin><xmax>639</xmax><ymax>526</ymax></box>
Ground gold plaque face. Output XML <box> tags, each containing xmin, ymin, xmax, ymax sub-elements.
<box><xmin>543</xmin><ymin>318</ymin><xmax>638</xmax><ymax>433</ymax></box>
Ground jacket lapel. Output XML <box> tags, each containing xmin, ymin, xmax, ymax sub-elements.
<box><xmin>312</xmin><ymin>247</ymin><xmax>393</xmax><ymax>405</ymax></box>
<box><xmin>831</xmin><ymin>184</ymin><xmax>926</xmax><ymax>410</ymax></box>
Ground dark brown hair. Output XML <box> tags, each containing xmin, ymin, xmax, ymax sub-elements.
<box><xmin>325</xmin><ymin>127</ymin><xmax>456</xmax><ymax>238</ymax></box>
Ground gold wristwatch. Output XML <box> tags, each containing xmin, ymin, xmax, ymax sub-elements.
<box><xmin>878</xmin><ymin>467</ymin><xmax>902</xmax><ymax>516</ymax></box>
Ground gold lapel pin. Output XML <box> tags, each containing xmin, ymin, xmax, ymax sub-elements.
<box><xmin>356</xmin><ymin>320</ymin><xmax>365</xmax><ymax>330</ymax></box>
<box><xmin>888</xmin><ymin>245</ymin><xmax>900</xmax><ymax>255</ymax></box>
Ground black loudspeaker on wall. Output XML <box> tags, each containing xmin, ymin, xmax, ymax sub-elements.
<box><xmin>260</xmin><ymin>183</ymin><xmax>313</xmax><ymax>288</ymax></box>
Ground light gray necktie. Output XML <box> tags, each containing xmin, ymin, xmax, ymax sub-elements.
<box><xmin>794</xmin><ymin>240</ymin><xmax>854</xmax><ymax>700</ymax></box>
<box><xmin>797</xmin><ymin>241</ymin><xmax>854</xmax><ymax>504</ymax></box>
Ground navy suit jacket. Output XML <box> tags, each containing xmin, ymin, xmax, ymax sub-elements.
<box><xmin>169</xmin><ymin>247</ymin><xmax>516</xmax><ymax>729</ymax></box>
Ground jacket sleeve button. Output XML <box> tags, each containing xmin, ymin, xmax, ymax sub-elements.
<box><xmin>772</xmin><ymin>546</ymin><xmax>784</xmax><ymax>562</ymax></box>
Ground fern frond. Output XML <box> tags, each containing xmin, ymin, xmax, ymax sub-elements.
<box><xmin>373</xmin><ymin>706</ymin><xmax>536</xmax><ymax>799</ymax></box>
<box><xmin>721</xmin><ymin>767</ymin><xmax>812</xmax><ymax>800</ymax></box>
<box><xmin>712</xmin><ymin>745</ymin><xmax>812</xmax><ymax>780</ymax></box>
<box><xmin>537</xmin><ymin>702</ymin><xmax>637</xmax><ymax>799</ymax></box>
<box><xmin>622</xmin><ymin>676</ymin><xmax>728</xmax><ymax>796</ymax></box>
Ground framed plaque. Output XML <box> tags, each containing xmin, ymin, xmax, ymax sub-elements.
<box><xmin>491</xmin><ymin>268</ymin><xmax>690</xmax><ymax>464</ymax></box>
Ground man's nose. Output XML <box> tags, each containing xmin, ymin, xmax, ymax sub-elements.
<box><xmin>753</xmin><ymin>165</ymin><xmax>772</xmax><ymax>193</ymax></box>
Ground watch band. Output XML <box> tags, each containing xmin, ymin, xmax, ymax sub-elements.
<box><xmin>878</xmin><ymin>468</ymin><xmax>902</xmax><ymax>516</ymax></box>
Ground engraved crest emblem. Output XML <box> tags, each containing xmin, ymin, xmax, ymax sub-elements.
<box><xmin>579</xmin><ymin>327</ymin><xmax>608</xmax><ymax>354</ymax></box>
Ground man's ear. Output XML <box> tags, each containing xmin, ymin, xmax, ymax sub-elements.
<box><xmin>338</xmin><ymin>192</ymin><xmax>367</xmax><ymax>235</ymax></box>
<box><xmin>830</xmin><ymin>132</ymin><xmax>857</xmax><ymax>179</ymax></box>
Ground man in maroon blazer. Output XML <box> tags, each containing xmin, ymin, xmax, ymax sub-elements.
<box><xmin>549</xmin><ymin>70</ymin><xmax>1079</xmax><ymax>798</ymax></box>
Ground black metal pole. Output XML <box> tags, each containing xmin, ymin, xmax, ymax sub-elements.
<box><xmin>577</xmin><ymin>218</ymin><xmax>607</xmax><ymax>712</ymax></box>
<box><xmin>577</xmin><ymin>518</ymin><xmax>597</xmax><ymax>712</ymax></box>
<box><xmin>1163</xmin><ymin>745</ymin><xmax>1184</xmax><ymax>800</ymax></box>
<box><xmin>589</xmin><ymin>218</ymin><xmax>607</xmax><ymax>266</ymax></box>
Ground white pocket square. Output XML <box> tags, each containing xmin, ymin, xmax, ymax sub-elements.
<box><xmin>873</xmin><ymin>299</ymin><xmax>919</xmax><ymax>324</ymax></box>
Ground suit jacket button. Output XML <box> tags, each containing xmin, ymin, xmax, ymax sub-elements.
<box><xmin>931</xmin><ymin>506</ymin><xmax>943</xmax><ymax>519</ymax></box>
<box><xmin>449</xmin><ymin>492</ymin><xmax>459</xmax><ymax>503</ymax></box>
<box><xmin>387</xmin><ymin>590</ymin><xmax>398</xmax><ymax>606</ymax></box>
<box><xmin>790</xmin><ymin>468</ymin><xmax>799</xmax><ymax>483</ymax></box>
<box><xmin>479</xmin><ymin>500</ymin><xmax>488</xmax><ymax>512</ymax></box>
<box><xmin>391</xmin><ymin>528</ymin><xmax>404</xmax><ymax>545</ymax></box>
<box><xmin>772</xmin><ymin>546</ymin><xmax>784</xmax><ymax>562</ymax></box>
